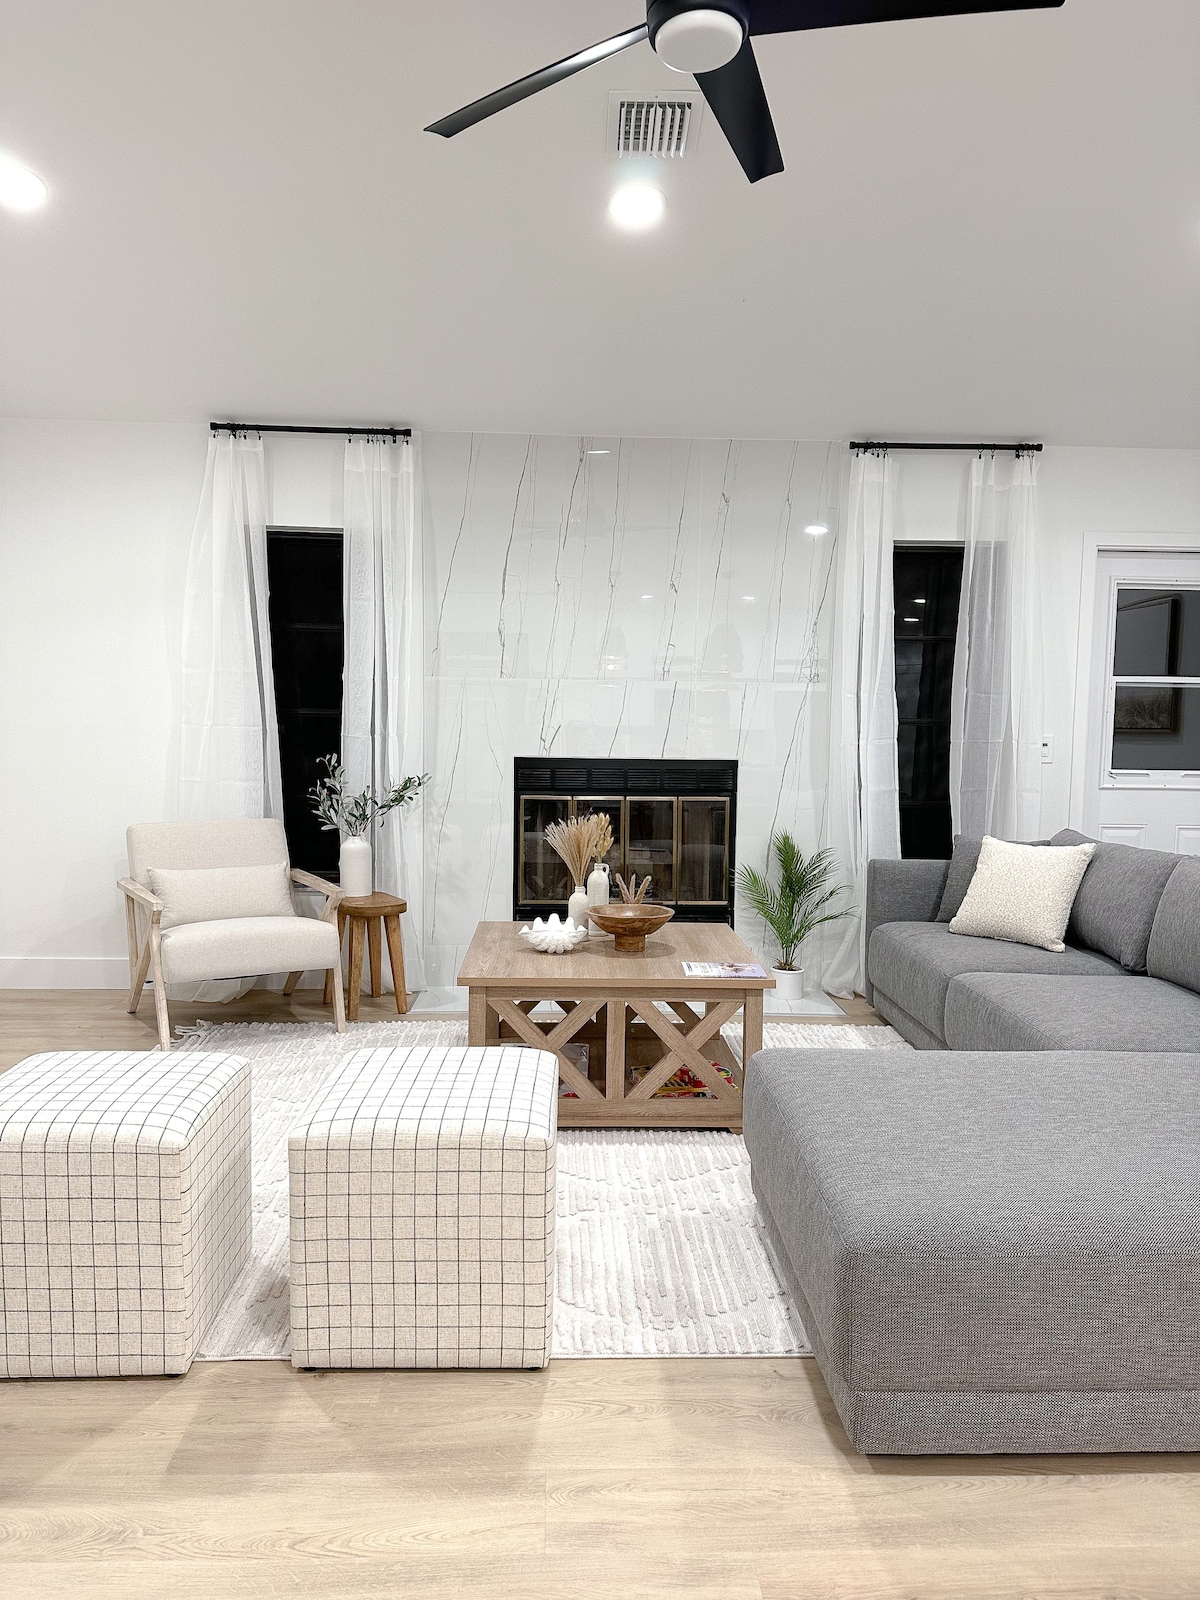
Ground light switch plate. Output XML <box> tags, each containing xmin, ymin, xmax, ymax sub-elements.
<box><xmin>1041</xmin><ymin>738</ymin><xmax>1054</xmax><ymax>764</ymax></box>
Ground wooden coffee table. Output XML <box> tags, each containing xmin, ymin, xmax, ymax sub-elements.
<box><xmin>458</xmin><ymin>921</ymin><xmax>773</xmax><ymax>1131</ymax></box>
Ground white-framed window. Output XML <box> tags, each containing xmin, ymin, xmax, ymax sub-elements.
<box><xmin>1102</xmin><ymin>582</ymin><xmax>1200</xmax><ymax>791</ymax></box>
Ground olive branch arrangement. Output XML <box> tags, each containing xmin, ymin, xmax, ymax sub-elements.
<box><xmin>308</xmin><ymin>754</ymin><xmax>428</xmax><ymax>839</ymax></box>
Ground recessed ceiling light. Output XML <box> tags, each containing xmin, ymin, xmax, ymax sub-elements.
<box><xmin>914</xmin><ymin>597</ymin><xmax>926</xmax><ymax>604</ymax></box>
<box><xmin>608</xmin><ymin>183</ymin><xmax>665</xmax><ymax>232</ymax></box>
<box><xmin>904</xmin><ymin>617</ymin><xmax>920</xmax><ymax>624</ymax></box>
<box><xmin>805</xmin><ymin>523</ymin><xmax>829</xmax><ymax>537</ymax></box>
<box><xmin>641</xmin><ymin>594</ymin><xmax>654</xmax><ymax>601</ymax></box>
<box><xmin>0</xmin><ymin>156</ymin><xmax>48</xmax><ymax>213</ymax></box>
<box><xmin>587</xmin><ymin>448</ymin><xmax>611</xmax><ymax>455</ymax></box>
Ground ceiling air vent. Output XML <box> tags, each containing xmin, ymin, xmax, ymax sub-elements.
<box><xmin>608</xmin><ymin>94</ymin><xmax>701</xmax><ymax>158</ymax></box>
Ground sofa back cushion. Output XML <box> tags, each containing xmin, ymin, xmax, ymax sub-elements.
<box><xmin>936</xmin><ymin>837</ymin><xmax>983</xmax><ymax>922</ymax></box>
<box><xmin>1051</xmin><ymin>829</ymin><xmax>1181</xmax><ymax>973</ymax></box>
<box><xmin>1146</xmin><ymin>859</ymin><xmax>1200</xmax><ymax>995</ymax></box>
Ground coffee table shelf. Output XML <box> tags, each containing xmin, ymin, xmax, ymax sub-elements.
<box><xmin>457</xmin><ymin>922</ymin><xmax>773</xmax><ymax>1131</ymax></box>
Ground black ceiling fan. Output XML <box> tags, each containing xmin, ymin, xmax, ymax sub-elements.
<box><xmin>427</xmin><ymin>2</ymin><xmax>1065</xmax><ymax>184</ymax></box>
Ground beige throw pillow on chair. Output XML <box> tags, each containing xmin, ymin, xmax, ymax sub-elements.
<box><xmin>148</xmin><ymin>862</ymin><xmax>295</xmax><ymax>930</ymax></box>
<box><xmin>949</xmin><ymin>836</ymin><xmax>1096</xmax><ymax>953</ymax></box>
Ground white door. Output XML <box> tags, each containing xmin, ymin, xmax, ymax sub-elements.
<box><xmin>1082</xmin><ymin>553</ymin><xmax>1200</xmax><ymax>854</ymax></box>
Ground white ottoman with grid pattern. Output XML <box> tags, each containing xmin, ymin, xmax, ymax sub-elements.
<box><xmin>0</xmin><ymin>1050</ymin><xmax>252</xmax><ymax>1379</ymax></box>
<box><xmin>289</xmin><ymin>1046</ymin><xmax>557</xmax><ymax>1370</ymax></box>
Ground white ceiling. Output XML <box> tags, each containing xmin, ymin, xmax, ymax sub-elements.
<box><xmin>1</xmin><ymin>0</ymin><xmax>1197</xmax><ymax>445</ymax></box>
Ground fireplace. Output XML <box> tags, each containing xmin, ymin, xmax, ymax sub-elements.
<box><xmin>514</xmin><ymin>758</ymin><xmax>737</xmax><ymax>924</ymax></box>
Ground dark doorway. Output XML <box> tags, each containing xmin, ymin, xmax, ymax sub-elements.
<box><xmin>266</xmin><ymin>530</ymin><xmax>344</xmax><ymax>876</ymax></box>
<box><xmin>894</xmin><ymin>547</ymin><xmax>964</xmax><ymax>860</ymax></box>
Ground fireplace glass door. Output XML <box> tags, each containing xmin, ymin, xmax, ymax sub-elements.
<box><xmin>626</xmin><ymin>798</ymin><xmax>675</xmax><ymax>901</ymax></box>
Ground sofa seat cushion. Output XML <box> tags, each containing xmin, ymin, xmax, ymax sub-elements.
<box><xmin>868</xmin><ymin>922</ymin><xmax>1125</xmax><ymax>1042</ymax></box>
<box><xmin>1051</xmin><ymin>829</ymin><xmax>1180</xmax><ymax>972</ymax></box>
<box><xmin>743</xmin><ymin>1047</ymin><xmax>1200</xmax><ymax>1452</ymax></box>
<box><xmin>945</xmin><ymin>974</ymin><xmax>1200</xmax><ymax>1053</ymax></box>
<box><xmin>159</xmin><ymin>916</ymin><xmax>340</xmax><ymax>985</ymax></box>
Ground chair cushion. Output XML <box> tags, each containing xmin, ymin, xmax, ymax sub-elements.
<box><xmin>945</xmin><ymin>973</ymin><xmax>1200</xmax><ymax>1052</ymax></box>
<box><xmin>868</xmin><ymin>922</ymin><xmax>1125</xmax><ymax>1042</ymax></box>
<box><xmin>127</xmin><ymin>818</ymin><xmax>290</xmax><ymax>887</ymax></box>
<box><xmin>149</xmin><ymin>862</ymin><xmax>294</xmax><ymax>930</ymax></box>
<box><xmin>1051</xmin><ymin>829</ymin><xmax>1181</xmax><ymax>972</ymax></box>
<box><xmin>948</xmin><ymin>836</ymin><xmax>1095</xmax><ymax>952</ymax></box>
<box><xmin>1147</xmin><ymin>859</ymin><xmax>1200</xmax><ymax>996</ymax></box>
<box><xmin>159</xmin><ymin>916</ymin><xmax>340</xmax><ymax>985</ymax></box>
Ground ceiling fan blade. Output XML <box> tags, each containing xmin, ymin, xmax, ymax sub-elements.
<box><xmin>695</xmin><ymin>39</ymin><xmax>784</xmax><ymax>184</ymax></box>
<box><xmin>747</xmin><ymin>0</ymin><xmax>1064</xmax><ymax>34</ymax></box>
<box><xmin>426</xmin><ymin>24</ymin><xmax>648</xmax><ymax>137</ymax></box>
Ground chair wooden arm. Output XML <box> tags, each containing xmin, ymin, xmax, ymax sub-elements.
<box><xmin>118</xmin><ymin>876</ymin><xmax>164</xmax><ymax>919</ymax></box>
<box><xmin>290</xmin><ymin>868</ymin><xmax>345</xmax><ymax>922</ymax></box>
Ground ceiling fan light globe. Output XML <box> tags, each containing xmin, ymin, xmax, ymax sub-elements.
<box><xmin>652</xmin><ymin>9</ymin><xmax>744</xmax><ymax>74</ymax></box>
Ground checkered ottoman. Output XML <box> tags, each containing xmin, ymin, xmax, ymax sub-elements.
<box><xmin>289</xmin><ymin>1046</ymin><xmax>557</xmax><ymax>1370</ymax></box>
<box><xmin>0</xmin><ymin>1050</ymin><xmax>252</xmax><ymax>1378</ymax></box>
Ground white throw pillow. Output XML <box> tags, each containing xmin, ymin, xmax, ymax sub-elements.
<box><xmin>148</xmin><ymin>862</ymin><xmax>295</xmax><ymax>930</ymax></box>
<box><xmin>949</xmin><ymin>836</ymin><xmax>1096</xmax><ymax>953</ymax></box>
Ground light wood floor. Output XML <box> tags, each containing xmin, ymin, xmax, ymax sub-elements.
<box><xmin>1</xmin><ymin>993</ymin><xmax>1197</xmax><ymax>1599</ymax></box>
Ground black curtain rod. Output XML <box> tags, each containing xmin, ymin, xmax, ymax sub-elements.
<box><xmin>210</xmin><ymin>421</ymin><xmax>411</xmax><ymax>439</ymax></box>
<box><xmin>850</xmin><ymin>440</ymin><xmax>1041</xmax><ymax>454</ymax></box>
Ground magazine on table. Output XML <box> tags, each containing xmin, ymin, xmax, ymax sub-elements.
<box><xmin>681</xmin><ymin>961</ymin><xmax>768</xmax><ymax>980</ymax></box>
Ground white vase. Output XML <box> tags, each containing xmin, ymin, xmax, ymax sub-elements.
<box><xmin>586</xmin><ymin>862</ymin><xmax>611</xmax><ymax>909</ymax></box>
<box><xmin>340</xmin><ymin>835</ymin><xmax>373</xmax><ymax>898</ymax></box>
<box><xmin>567</xmin><ymin>886</ymin><xmax>591</xmax><ymax>930</ymax></box>
<box><xmin>771</xmin><ymin>966</ymin><xmax>805</xmax><ymax>1005</ymax></box>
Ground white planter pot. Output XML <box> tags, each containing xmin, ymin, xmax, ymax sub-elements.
<box><xmin>771</xmin><ymin>966</ymin><xmax>805</xmax><ymax>1004</ymax></box>
<box><xmin>339</xmin><ymin>835</ymin><xmax>373</xmax><ymax>898</ymax></box>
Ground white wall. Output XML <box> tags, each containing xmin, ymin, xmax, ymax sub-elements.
<box><xmin>2</xmin><ymin>419</ymin><xmax>1197</xmax><ymax>988</ymax></box>
<box><xmin>0</xmin><ymin>420</ymin><xmax>209</xmax><ymax>986</ymax></box>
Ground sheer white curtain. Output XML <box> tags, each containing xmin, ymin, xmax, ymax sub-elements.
<box><xmin>175</xmin><ymin>432</ymin><xmax>281</xmax><ymax>1001</ymax></box>
<box><xmin>950</xmin><ymin>451</ymin><xmax>1043</xmax><ymax>840</ymax></box>
<box><xmin>342</xmin><ymin>436</ymin><xmax>427</xmax><ymax>989</ymax></box>
<box><xmin>821</xmin><ymin>449</ymin><xmax>902</xmax><ymax>996</ymax></box>
<box><xmin>178</xmin><ymin>433</ymin><xmax>282</xmax><ymax>821</ymax></box>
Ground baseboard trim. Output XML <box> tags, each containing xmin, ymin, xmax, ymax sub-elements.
<box><xmin>0</xmin><ymin>957</ymin><xmax>131</xmax><ymax>990</ymax></box>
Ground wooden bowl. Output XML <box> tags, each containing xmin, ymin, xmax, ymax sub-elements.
<box><xmin>588</xmin><ymin>902</ymin><xmax>675</xmax><ymax>954</ymax></box>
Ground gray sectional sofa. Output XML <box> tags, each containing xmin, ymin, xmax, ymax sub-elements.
<box><xmin>743</xmin><ymin>831</ymin><xmax>1200</xmax><ymax>1455</ymax></box>
<box><xmin>865</xmin><ymin>831</ymin><xmax>1200</xmax><ymax>1052</ymax></box>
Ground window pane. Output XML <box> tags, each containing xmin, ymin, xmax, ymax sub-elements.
<box><xmin>677</xmin><ymin>800</ymin><xmax>729</xmax><ymax>903</ymax></box>
<box><xmin>626</xmin><ymin>798</ymin><xmax>675</xmax><ymax>901</ymax></box>
<box><xmin>898</xmin><ymin>723</ymin><xmax>951</xmax><ymax>804</ymax></box>
<box><xmin>895</xmin><ymin>639</ymin><xmax>955</xmax><ymax>723</ymax></box>
<box><xmin>267</xmin><ymin>530</ymin><xmax>344</xmax><ymax>875</ymax></box>
<box><xmin>1114</xmin><ymin>589</ymin><xmax>1200</xmax><ymax>678</ymax></box>
<box><xmin>521</xmin><ymin>798</ymin><xmax>571</xmax><ymax>901</ymax></box>
<box><xmin>1112</xmin><ymin>686</ymin><xmax>1200</xmax><ymax>771</ymax></box>
<box><xmin>894</xmin><ymin>549</ymin><xmax>964</xmax><ymax>638</ymax></box>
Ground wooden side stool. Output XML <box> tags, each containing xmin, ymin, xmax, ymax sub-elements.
<box><xmin>323</xmin><ymin>893</ymin><xmax>409</xmax><ymax>1021</ymax></box>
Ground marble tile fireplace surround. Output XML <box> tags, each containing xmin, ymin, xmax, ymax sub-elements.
<box><xmin>417</xmin><ymin>433</ymin><xmax>840</xmax><ymax>1005</ymax></box>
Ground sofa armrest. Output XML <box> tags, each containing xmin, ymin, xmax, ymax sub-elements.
<box><xmin>864</xmin><ymin>859</ymin><xmax>950</xmax><ymax>1001</ymax></box>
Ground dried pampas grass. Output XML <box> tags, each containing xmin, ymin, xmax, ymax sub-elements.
<box><xmin>545</xmin><ymin>812</ymin><xmax>614</xmax><ymax>887</ymax></box>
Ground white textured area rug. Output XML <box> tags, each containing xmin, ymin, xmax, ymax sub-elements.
<box><xmin>177</xmin><ymin>1018</ymin><xmax>908</xmax><ymax>1362</ymax></box>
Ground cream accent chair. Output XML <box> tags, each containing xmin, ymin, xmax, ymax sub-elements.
<box><xmin>119</xmin><ymin>819</ymin><xmax>346</xmax><ymax>1051</ymax></box>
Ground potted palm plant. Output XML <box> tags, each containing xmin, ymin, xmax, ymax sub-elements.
<box><xmin>737</xmin><ymin>833</ymin><xmax>850</xmax><ymax>1004</ymax></box>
